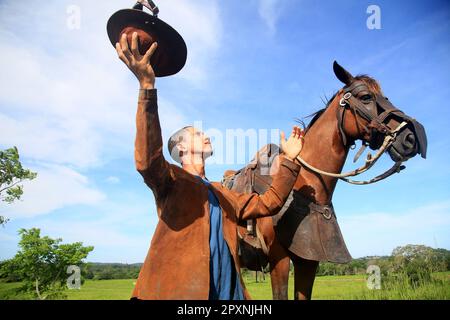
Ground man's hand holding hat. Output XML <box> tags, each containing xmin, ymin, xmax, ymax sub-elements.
<box><xmin>116</xmin><ymin>32</ymin><xmax>158</xmax><ymax>90</ymax></box>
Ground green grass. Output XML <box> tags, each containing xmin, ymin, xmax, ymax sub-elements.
<box><xmin>353</xmin><ymin>271</ymin><xmax>450</xmax><ymax>300</ymax></box>
<box><xmin>243</xmin><ymin>273</ymin><xmax>368</xmax><ymax>300</ymax></box>
<box><xmin>243</xmin><ymin>272</ymin><xmax>450</xmax><ymax>300</ymax></box>
<box><xmin>0</xmin><ymin>279</ymin><xmax>136</xmax><ymax>300</ymax></box>
<box><xmin>1</xmin><ymin>272</ymin><xmax>448</xmax><ymax>300</ymax></box>
<box><xmin>67</xmin><ymin>279</ymin><xmax>136</xmax><ymax>300</ymax></box>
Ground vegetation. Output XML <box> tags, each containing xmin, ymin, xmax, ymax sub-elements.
<box><xmin>1</xmin><ymin>272</ymin><xmax>448</xmax><ymax>300</ymax></box>
<box><xmin>1</xmin><ymin>243</ymin><xmax>448</xmax><ymax>300</ymax></box>
<box><xmin>0</xmin><ymin>228</ymin><xmax>93</xmax><ymax>300</ymax></box>
<box><xmin>0</xmin><ymin>146</ymin><xmax>37</xmax><ymax>225</ymax></box>
<box><xmin>82</xmin><ymin>263</ymin><xmax>142</xmax><ymax>280</ymax></box>
<box><xmin>316</xmin><ymin>245</ymin><xmax>449</xmax><ymax>277</ymax></box>
<box><xmin>355</xmin><ymin>271</ymin><xmax>449</xmax><ymax>300</ymax></box>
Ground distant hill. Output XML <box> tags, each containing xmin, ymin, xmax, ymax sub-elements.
<box><xmin>82</xmin><ymin>262</ymin><xmax>143</xmax><ymax>280</ymax></box>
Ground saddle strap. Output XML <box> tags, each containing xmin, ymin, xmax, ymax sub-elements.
<box><xmin>237</xmin><ymin>224</ymin><xmax>270</xmax><ymax>257</ymax></box>
<box><xmin>292</xmin><ymin>192</ymin><xmax>335</xmax><ymax>220</ymax></box>
<box><xmin>255</xmin><ymin>224</ymin><xmax>269</xmax><ymax>256</ymax></box>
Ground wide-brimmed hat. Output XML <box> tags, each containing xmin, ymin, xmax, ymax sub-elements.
<box><xmin>107</xmin><ymin>2</ymin><xmax>187</xmax><ymax>77</ymax></box>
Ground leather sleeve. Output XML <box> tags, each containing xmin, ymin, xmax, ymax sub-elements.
<box><xmin>235</xmin><ymin>157</ymin><xmax>300</xmax><ymax>220</ymax></box>
<box><xmin>134</xmin><ymin>89</ymin><xmax>174</xmax><ymax>199</ymax></box>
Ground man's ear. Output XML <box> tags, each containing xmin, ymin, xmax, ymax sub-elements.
<box><xmin>177</xmin><ymin>142</ymin><xmax>188</xmax><ymax>152</ymax></box>
<box><xmin>177</xmin><ymin>142</ymin><xmax>188</xmax><ymax>161</ymax></box>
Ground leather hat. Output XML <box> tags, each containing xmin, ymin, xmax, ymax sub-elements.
<box><xmin>107</xmin><ymin>3</ymin><xmax>187</xmax><ymax>77</ymax></box>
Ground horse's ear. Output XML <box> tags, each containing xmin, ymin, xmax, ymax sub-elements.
<box><xmin>333</xmin><ymin>61</ymin><xmax>354</xmax><ymax>86</ymax></box>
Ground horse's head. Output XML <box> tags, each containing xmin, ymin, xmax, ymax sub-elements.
<box><xmin>332</xmin><ymin>61</ymin><xmax>427</xmax><ymax>162</ymax></box>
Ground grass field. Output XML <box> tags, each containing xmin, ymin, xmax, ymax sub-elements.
<box><xmin>1</xmin><ymin>272</ymin><xmax>449</xmax><ymax>300</ymax></box>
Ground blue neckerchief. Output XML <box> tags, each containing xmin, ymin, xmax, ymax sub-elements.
<box><xmin>197</xmin><ymin>176</ymin><xmax>244</xmax><ymax>300</ymax></box>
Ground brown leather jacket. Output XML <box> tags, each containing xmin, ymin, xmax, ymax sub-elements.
<box><xmin>131</xmin><ymin>89</ymin><xmax>300</xmax><ymax>300</ymax></box>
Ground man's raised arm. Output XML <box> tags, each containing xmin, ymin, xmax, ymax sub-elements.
<box><xmin>116</xmin><ymin>32</ymin><xmax>173</xmax><ymax>199</ymax></box>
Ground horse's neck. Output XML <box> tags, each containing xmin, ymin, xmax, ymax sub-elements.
<box><xmin>293</xmin><ymin>100</ymin><xmax>350</xmax><ymax>205</ymax></box>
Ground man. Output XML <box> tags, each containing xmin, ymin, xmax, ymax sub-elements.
<box><xmin>116</xmin><ymin>32</ymin><xmax>305</xmax><ymax>300</ymax></box>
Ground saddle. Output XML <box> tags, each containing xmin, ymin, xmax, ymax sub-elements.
<box><xmin>222</xmin><ymin>144</ymin><xmax>280</xmax><ymax>272</ymax></box>
<box><xmin>224</xmin><ymin>143</ymin><xmax>353</xmax><ymax>266</ymax></box>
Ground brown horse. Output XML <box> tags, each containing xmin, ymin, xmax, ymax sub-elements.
<box><xmin>224</xmin><ymin>61</ymin><xmax>427</xmax><ymax>300</ymax></box>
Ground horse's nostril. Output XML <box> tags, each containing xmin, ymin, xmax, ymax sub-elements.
<box><xmin>388</xmin><ymin>128</ymin><xmax>418</xmax><ymax>162</ymax></box>
<box><xmin>403</xmin><ymin>133</ymin><xmax>415</xmax><ymax>149</ymax></box>
<box><xmin>406</xmin><ymin>133</ymin><xmax>415</xmax><ymax>142</ymax></box>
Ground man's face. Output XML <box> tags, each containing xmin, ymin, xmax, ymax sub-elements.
<box><xmin>180</xmin><ymin>127</ymin><xmax>213</xmax><ymax>160</ymax></box>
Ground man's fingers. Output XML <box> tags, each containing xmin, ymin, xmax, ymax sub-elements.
<box><xmin>120</xmin><ymin>33</ymin><xmax>133</xmax><ymax>61</ymax></box>
<box><xmin>291</xmin><ymin>126</ymin><xmax>296</xmax><ymax>137</ymax></box>
<box><xmin>295</xmin><ymin>126</ymin><xmax>302</xmax><ymax>139</ymax></box>
<box><xmin>143</xmin><ymin>42</ymin><xmax>158</xmax><ymax>63</ymax></box>
<box><xmin>280</xmin><ymin>131</ymin><xmax>286</xmax><ymax>143</ymax></box>
<box><xmin>291</xmin><ymin>126</ymin><xmax>297</xmax><ymax>139</ymax></box>
<box><xmin>130</xmin><ymin>32</ymin><xmax>141</xmax><ymax>57</ymax></box>
<box><xmin>296</xmin><ymin>126</ymin><xmax>302</xmax><ymax>138</ymax></box>
<box><xmin>299</xmin><ymin>128</ymin><xmax>305</xmax><ymax>139</ymax></box>
<box><xmin>116</xmin><ymin>42</ymin><xmax>130</xmax><ymax>65</ymax></box>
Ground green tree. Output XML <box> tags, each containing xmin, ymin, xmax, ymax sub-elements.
<box><xmin>82</xmin><ymin>263</ymin><xmax>95</xmax><ymax>280</ymax></box>
<box><xmin>0</xmin><ymin>228</ymin><xmax>94</xmax><ymax>299</ymax></box>
<box><xmin>391</xmin><ymin>244</ymin><xmax>442</xmax><ymax>286</ymax></box>
<box><xmin>0</xmin><ymin>147</ymin><xmax>37</xmax><ymax>225</ymax></box>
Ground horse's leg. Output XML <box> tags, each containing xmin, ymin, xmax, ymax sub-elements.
<box><xmin>268</xmin><ymin>240</ymin><xmax>290</xmax><ymax>300</ymax></box>
<box><xmin>257</xmin><ymin>216</ymin><xmax>290</xmax><ymax>300</ymax></box>
<box><xmin>292</xmin><ymin>256</ymin><xmax>319</xmax><ymax>300</ymax></box>
<box><xmin>270</xmin><ymin>255</ymin><xmax>290</xmax><ymax>300</ymax></box>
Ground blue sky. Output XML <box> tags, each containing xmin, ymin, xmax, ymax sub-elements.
<box><xmin>0</xmin><ymin>0</ymin><xmax>449</xmax><ymax>263</ymax></box>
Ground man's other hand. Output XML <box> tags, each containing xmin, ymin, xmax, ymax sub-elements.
<box><xmin>280</xmin><ymin>126</ymin><xmax>305</xmax><ymax>161</ymax></box>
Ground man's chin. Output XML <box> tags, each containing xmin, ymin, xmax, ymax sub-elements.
<box><xmin>203</xmin><ymin>150</ymin><xmax>213</xmax><ymax>159</ymax></box>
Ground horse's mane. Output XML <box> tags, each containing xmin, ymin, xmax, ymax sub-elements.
<box><xmin>295</xmin><ymin>93</ymin><xmax>335</xmax><ymax>132</ymax></box>
<box><xmin>297</xmin><ymin>75</ymin><xmax>382</xmax><ymax>132</ymax></box>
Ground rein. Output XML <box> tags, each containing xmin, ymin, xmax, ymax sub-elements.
<box><xmin>294</xmin><ymin>89</ymin><xmax>409</xmax><ymax>185</ymax></box>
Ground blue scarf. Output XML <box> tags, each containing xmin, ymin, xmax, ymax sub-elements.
<box><xmin>199</xmin><ymin>177</ymin><xmax>244</xmax><ymax>300</ymax></box>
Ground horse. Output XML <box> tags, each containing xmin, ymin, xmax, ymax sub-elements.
<box><xmin>223</xmin><ymin>61</ymin><xmax>427</xmax><ymax>300</ymax></box>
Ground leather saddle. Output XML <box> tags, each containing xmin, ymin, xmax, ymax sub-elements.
<box><xmin>222</xmin><ymin>144</ymin><xmax>280</xmax><ymax>272</ymax></box>
<box><xmin>224</xmin><ymin>144</ymin><xmax>352</xmax><ymax>265</ymax></box>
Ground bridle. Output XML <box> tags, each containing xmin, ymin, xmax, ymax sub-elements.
<box><xmin>295</xmin><ymin>80</ymin><xmax>421</xmax><ymax>185</ymax></box>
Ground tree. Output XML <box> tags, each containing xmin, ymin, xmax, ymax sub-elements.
<box><xmin>0</xmin><ymin>147</ymin><xmax>37</xmax><ymax>225</ymax></box>
<box><xmin>391</xmin><ymin>244</ymin><xmax>443</xmax><ymax>286</ymax></box>
<box><xmin>0</xmin><ymin>228</ymin><xmax>94</xmax><ymax>300</ymax></box>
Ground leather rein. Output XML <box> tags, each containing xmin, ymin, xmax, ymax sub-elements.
<box><xmin>295</xmin><ymin>82</ymin><xmax>408</xmax><ymax>185</ymax></box>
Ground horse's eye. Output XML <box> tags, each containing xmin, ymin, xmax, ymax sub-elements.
<box><xmin>361</xmin><ymin>94</ymin><xmax>373</xmax><ymax>101</ymax></box>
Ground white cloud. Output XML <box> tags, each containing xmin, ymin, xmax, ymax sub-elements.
<box><xmin>0</xmin><ymin>0</ymin><xmax>222</xmax><ymax>167</ymax></box>
<box><xmin>0</xmin><ymin>219</ymin><xmax>151</xmax><ymax>263</ymax></box>
<box><xmin>0</xmin><ymin>164</ymin><xmax>105</xmax><ymax>219</ymax></box>
<box><xmin>257</xmin><ymin>0</ymin><xmax>286</xmax><ymax>35</ymax></box>
<box><xmin>0</xmin><ymin>113</ymin><xmax>103</xmax><ymax>168</ymax></box>
<box><xmin>158</xmin><ymin>0</ymin><xmax>222</xmax><ymax>85</ymax></box>
<box><xmin>159</xmin><ymin>97</ymin><xmax>191</xmax><ymax>138</ymax></box>
<box><xmin>0</xmin><ymin>0</ymin><xmax>222</xmax><ymax>219</ymax></box>
<box><xmin>105</xmin><ymin>176</ymin><xmax>120</xmax><ymax>184</ymax></box>
<box><xmin>339</xmin><ymin>201</ymin><xmax>450</xmax><ymax>258</ymax></box>
<box><xmin>1</xmin><ymin>194</ymin><xmax>159</xmax><ymax>263</ymax></box>
<box><xmin>43</xmin><ymin>220</ymin><xmax>147</xmax><ymax>250</ymax></box>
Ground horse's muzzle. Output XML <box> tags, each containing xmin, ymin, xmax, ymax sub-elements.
<box><xmin>387</xmin><ymin>126</ymin><xmax>418</xmax><ymax>162</ymax></box>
